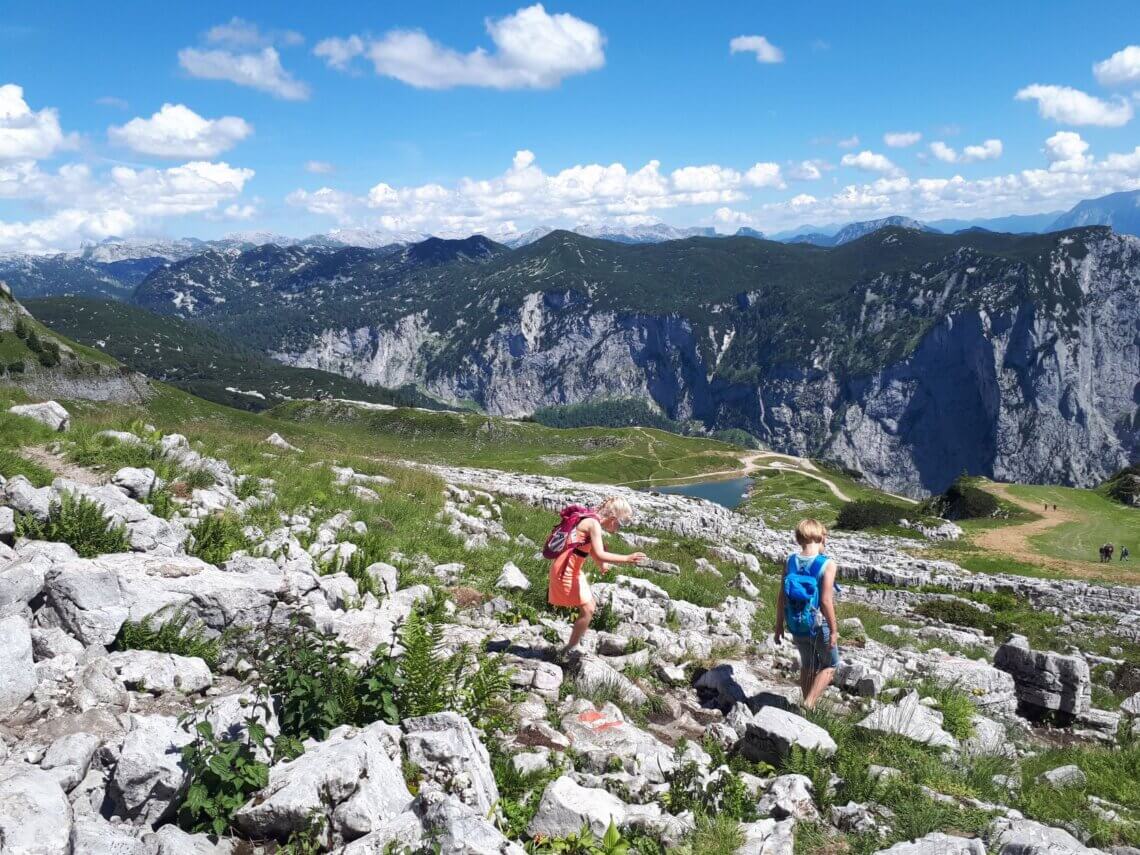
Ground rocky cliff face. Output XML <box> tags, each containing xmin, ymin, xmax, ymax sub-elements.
<box><xmin>266</xmin><ymin>231</ymin><xmax>1140</xmax><ymax>496</ymax></box>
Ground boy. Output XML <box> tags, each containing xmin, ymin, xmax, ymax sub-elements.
<box><xmin>774</xmin><ymin>518</ymin><xmax>840</xmax><ymax>710</ymax></box>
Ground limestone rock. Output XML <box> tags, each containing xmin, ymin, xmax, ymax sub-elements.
<box><xmin>0</xmin><ymin>614</ymin><xmax>37</xmax><ymax>714</ymax></box>
<box><xmin>107</xmin><ymin>650</ymin><xmax>212</xmax><ymax>695</ymax></box>
<box><xmin>757</xmin><ymin>774</ymin><xmax>819</xmax><ymax>821</ymax></box>
<box><xmin>109</xmin><ymin>714</ymin><xmax>194</xmax><ymax>827</ymax></box>
<box><xmin>144</xmin><ymin>824</ymin><xmax>236</xmax><ymax>854</ymax></box>
<box><xmin>111</xmin><ymin>467</ymin><xmax>160</xmax><ymax>500</ymax></box>
<box><xmin>858</xmin><ymin>691</ymin><xmax>957</xmax><ymax>749</ymax></box>
<box><xmin>737</xmin><ymin>818</ymin><xmax>795</xmax><ymax>855</ymax></box>
<box><xmin>876</xmin><ymin>833</ymin><xmax>986</xmax><ymax>854</ymax></box>
<box><xmin>1036</xmin><ymin>764</ymin><xmax>1088</xmax><ymax>789</ymax></box>
<box><xmin>419</xmin><ymin>790</ymin><xmax>526</xmax><ymax>854</ymax></box>
<box><xmin>68</xmin><ymin>815</ymin><xmax>152</xmax><ymax>854</ymax></box>
<box><xmin>401</xmin><ymin>712</ymin><xmax>499</xmax><ymax>815</ymax></box>
<box><xmin>736</xmin><ymin>705</ymin><xmax>837</xmax><ymax>764</ymax></box>
<box><xmin>9</xmin><ymin>400</ymin><xmax>70</xmax><ymax>431</ymax></box>
<box><xmin>40</xmin><ymin>731</ymin><xmax>103</xmax><ymax>792</ymax></box>
<box><xmin>994</xmin><ymin>635</ymin><xmax>1091</xmax><ymax>715</ymax></box>
<box><xmin>495</xmin><ymin>561</ymin><xmax>530</xmax><ymax>591</ymax></box>
<box><xmin>988</xmin><ymin>817</ymin><xmax>1102</xmax><ymax>854</ymax></box>
<box><xmin>0</xmin><ymin>762</ymin><xmax>74</xmax><ymax>855</ymax></box>
<box><xmin>527</xmin><ymin>776</ymin><xmax>627</xmax><ymax>839</ymax></box>
<box><xmin>233</xmin><ymin>722</ymin><xmax>411</xmax><ymax>843</ymax></box>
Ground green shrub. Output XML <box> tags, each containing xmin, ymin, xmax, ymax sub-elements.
<box><xmin>37</xmin><ymin>341</ymin><xmax>61</xmax><ymax>368</ymax></box>
<box><xmin>187</xmin><ymin>513</ymin><xmax>250</xmax><ymax>566</ymax></box>
<box><xmin>15</xmin><ymin>492</ymin><xmax>130</xmax><ymax>557</ymax></box>
<box><xmin>530</xmin><ymin>820</ymin><xmax>630</xmax><ymax>854</ymax></box>
<box><xmin>835</xmin><ymin>499</ymin><xmax>908</xmax><ymax>530</ymax></box>
<box><xmin>925</xmin><ymin>478</ymin><xmax>999</xmax><ymax>520</ymax></box>
<box><xmin>182</xmin><ymin>467</ymin><xmax>218</xmax><ymax>490</ymax></box>
<box><xmin>6</xmin><ymin>360</ymin><xmax>24</xmax><ymax>374</ymax></box>
<box><xmin>116</xmin><ymin>607</ymin><xmax>222</xmax><ymax>670</ymax></box>
<box><xmin>178</xmin><ymin>717</ymin><xmax>271</xmax><ymax>836</ymax></box>
<box><xmin>663</xmin><ymin>745</ymin><xmax>758</xmax><ymax>821</ymax></box>
<box><xmin>14</xmin><ymin>317</ymin><xmax>27</xmax><ymax>339</ymax></box>
<box><xmin>685</xmin><ymin>814</ymin><xmax>744</xmax><ymax>855</ymax></box>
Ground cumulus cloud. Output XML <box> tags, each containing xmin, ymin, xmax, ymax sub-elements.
<box><xmin>840</xmin><ymin>149</ymin><xmax>903</xmax><ymax>177</ymax></box>
<box><xmin>179</xmin><ymin>46</ymin><xmax>310</xmax><ymax>100</ymax></box>
<box><xmin>1015</xmin><ymin>84</ymin><xmax>1132</xmax><ymax>127</ymax></box>
<box><xmin>108</xmin><ymin>104</ymin><xmax>252</xmax><ymax>158</ymax></box>
<box><xmin>884</xmin><ymin>131</ymin><xmax>921</xmax><ymax>148</ymax></box>
<box><xmin>788</xmin><ymin>160</ymin><xmax>828</xmax><ymax>180</ymax></box>
<box><xmin>0</xmin><ymin>84</ymin><xmax>75</xmax><ymax>161</ymax></box>
<box><xmin>729</xmin><ymin>35</ymin><xmax>784</xmax><ymax>63</ymax></box>
<box><xmin>713</xmin><ymin>207</ymin><xmax>754</xmax><ymax>225</ymax></box>
<box><xmin>1093</xmin><ymin>45</ymin><xmax>1140</xmax><ymax>87</ymax></box>
<box><xmin>928</xmin><ymin>139</ymin><xmax>1002</xmax><ymax>164</ymax></box>
<box><xmin>205</xmin><ymin>17</ymin><xmax>303</xmax><ymax>48</ymax></box>
<box><xmin>315</xmin><ymin>4</ymin><xmax>605</xmax><ymax>89</ymax></box>
<box><xmin>304</xmin><ymin>160</ymin><xmax>334</xmax><ymax>174</ymax></box>
<box><xmin>1044</xmin><ymin>131</ymin><xmax>1092</xmax><ymax>172</ymax></box>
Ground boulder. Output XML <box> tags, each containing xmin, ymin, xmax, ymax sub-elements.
<box><xmin>68</xmin><ymin>815</ymin><xmax>152</xmax><ymax>854</ymax></box>
<box><xmin>858</xmin><ymin>691</ymin><xmax>957</xmax><ymax>749</ymax></box>
<box><xmin>988</xmin><ymin>817</ymin><xmax>1102</xmax><ymax>854</ymax></box>
<box><xmin>876</xmin><ymin>833</ymin><xmax>986</xmax><ymax>854</ymax></box>
<box><xmin>338</xmin><ymin>810</ymin><xmax>425</xmax><ymax>854</ymax></box>
<box><xmin>109</xmin><ymin>714</ymin><xmax>194</xmax><ymax>827</ymax></box>
<box><xmin>111</xmin><ymin>467</ymin><xmax>160</xmax><ymax>500</ymax></box>
<box><xmin>737</xmin><ymin>818</ymin><xmax>795</xmax><ymax>855</ymax></box>
<box><xmin>51</xmin><ymin>478</ymin><xmax>188</xmax><ymax>555</ymax></box>
<box><xmin>9</xmin><ymin>400</ymin><xmax>70</xmax><ymax>431</ymax></box>
<box><xmin>401</xmin><ymin>712</ymin><xmax>499</xmax><ymax>815</ymax></box>
<box><xmin>264</xmin><ymin>433</ymin><xmax>301</xmax><ymax>452</ymax></box>
<box><xmin>926</xmin><ymin>656</ymin><xmax>1018</xmax><ymax>714</ymax></box>
<box><xmin>695</xmin><ymin>661</ymin><xmax>798</xmax><ymax>712</ymax></box>
<box><xmin>42</xmin><ymin>553</ymin><xmax>286</xmax><ymax>646</ymax></box>
<box><xmin>0</xmin><ymin>614</ymin><xmax>37</xmax><ymax>714</ymax></box>
<box><xmin>418</xmin><ymin>790</ymin><xmax>526</xmax><ymax>854</ymax></box>
<box><xmin>495</xmin><ymin>561</ymin><xmax>531</xmax><ymax>591</ymax></box>
<box><xmin>756</xmin><ymin>773</ymin><xmax>819</xmax><ymax>821</ymax></box>
<box><xmin>994</xmin><ymin>635</ymin><xmax>1091</xmax><ymax>715</ymax></box>
<box><xmin>527</xmin><ymin>776</ymin><xmax>627</xmax><ymax>839</ymax></box>
<box><xmin>365</xmin><ymin>562</ymin><xmax>399</xmax><ymax>596</ymax></box>
<box><xmin>729</xmin><ymin>573</ymin><xmax>761</xmax><ymax>599</ymax></box>
<box><xmin>0</xmin><ymin>506</ymin><xmax>13</xmax><ymax>542</ymax></box>
<box><xmin>107</xmin><ymin>650</ymin><xmax>212</xmax><ymax>695</ymax></box>
<box><xmin>559</xmin><ymin>701</ymin><xmax>707</xmax><ymax>784</ymax></box>
<box><xmin>144</xmin><ymin>824</ymin><xmax>236</xmax><ymax>854</ymax></box>
<box><xmin>73</xmin><ymin>657</ymin><xmax>130</xmax><ymax>712</ymax></box>
<box><xmin>1036</xmin><ymin>764</ymin><xmax>1087</xmax><ymax>789</ymax></box>
<box><xmin>234</xmin><ymin>722</ymin><xmax>411</xmax><ymax>843</ymax></box>
<box><xmin>40</xmin><ymin>731</ymin><xmax>103</xmax><ymax>792</ymax></box>
<box><xmin>31</xmin><ymin>626</ymin><xmax>84</xmax><ymax>660</ymax></box>
<box><xmin>3</xmin><ymin>475</ymin><xmax>54</xmax><ymax>520</ymax></box>
<box><xmin>572</xmin><ymin>654</ymin><xmax>648</xmax><ymax>707</ymax></box>
<box><xmin>736</xmin><ymin>705</ymin><xmax>837</xmax><ymax>764</ymax></box>
<box><xmin>0</xmin><ymin>552</ymin><xmax>49</xmax><ymax>616</ymax></box>
<box><xmin>0</xmin><ymin>762</ymin><xmax>74</xmax><ymax>854</ymax></box>
<box><xmin>195</xmin><ymin>689</ymin><xmax>281</xmax><ymax>763</ymax></box>
<box><xmin>1120</xmin><ymin>692</ymin><xmax>1140</xmax><ymax>716</ymax></box>
<box><xmin>834</xmin><ymin>660</ymin><xmax>885</xmax><ymax>698</ymax></box>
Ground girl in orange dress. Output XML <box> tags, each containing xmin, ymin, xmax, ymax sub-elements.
<box><xmin>548</xmin><ymin>496</ymin><xmax>647</xmax><ymax>657</ymax></box>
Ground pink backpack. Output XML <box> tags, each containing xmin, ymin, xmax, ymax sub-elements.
<box><xmin>542</xmin><ymin>505</ymin><xmax>598</xmax><ymax>559</ymax></box>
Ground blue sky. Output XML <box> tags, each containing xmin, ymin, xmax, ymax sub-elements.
<box><xmin>2</xmin><ymin>1</ymin><xmax>1139</xmax><ymax>249</ymax></box>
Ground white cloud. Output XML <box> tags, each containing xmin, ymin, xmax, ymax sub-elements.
<box><xmin>108</xmin><ymin>103</ymin><xmax>252</xmax><ymax>158</ymax></box>
<box><xmin>0</xmin><ymin>84</ymin><xmax>75</xmax><ymax>161</ymax></box>
<box><xmin>836</xmin><ymin>135</ymin><xmax>860</xmax><ymax>149</ymax></box>
<box><xmin>222</xmin><ymin>202</ymin><xmax>258</xmax><ymax>220</ymax></box>
<box><xmin>929</xmin><ymin>138</ymin><xmax>1002</xmax><ymax>164</ymax></box>
<box><xmin>1015</xmin><ymin>84</ymin><xmax>1132</xmax><ymax>127</ymax></box>
<box><xmin>930</xmin><ymin>141</ymin><xmax>958</xmax><ymax>163</ymax></box>
<box><xmin>757</xmin><ymin>135</ymin><xmax>1140</xmax><ymax>231</ymax></box>
<box><xmin>179</xmin><ymin>46</ymin><xmax>310</xmax><ymax>100</ymax></box>
<box><xmin>745</xmin><ymin>162</ymin><xmax>784</xmax><ymax>188</ymax></box>
<box><xmin>729</xmin><ymin>35</ymin><xmax>784</xmax><ymax>63</ymax></box>
<box><xmin>788</xmin><ymin>159</ymin><xmax>829</xmax><ymax>180</ymax></box>
<box><xmin>961</xmin><ymin>139</ymin><xmax>1002</xmax><ymax>162</ymax></box>
<box><xmin>884</xmin><ymin>131</ymin><xmax>921</xmax><ymax>148</ymax></box>
<box><xmin>713</xmin><ymin>207</ymin><xmax>753</xmax><ymax>225</ymax></box>
<box><xmin>317</xmin><ymin>4</ymin><xmax>605</xmax><ymax>90</ymax></box>
<box><xmin>313</xmin><ymin>36</ymin><xmax>364</xmax><ymax>71</ymax></box>
<box><xmin>1093</xmin><ymin>45</ymin><xmax>1140</xmax><ymax>87</ymax></box>
<box><xmin>205</xmin><ymin>17</ymin><xmax>303</xmax><ymax>48</ymax></box>
<box><xmin>1044</xmin><ymin>131</ymin><xmax>1092</xmax><ymax>172</ymax></box>
<box><xmin>840</xmin><ymin>149</ymin><xmax>903</xmax><ymax>177</ymax></box>
<box><xmin>304</xmin><ymin>160</ymin><xmax>334</xmax><ymax>174</ymax></box>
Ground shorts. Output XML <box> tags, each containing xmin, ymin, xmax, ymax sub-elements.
<box><xmin>793</xmin><ymin>623</ymin><xmax>840</xmax><ymax>674</ymax></box>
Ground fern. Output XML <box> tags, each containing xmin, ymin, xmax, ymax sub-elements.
<box><xmin>396</xmin><ymin>609</ymin><xmax>454</xmax><ymax>718</ymax></box>
<box><xmin>188</xmin><ymin>513</ymin><xmax>251</xmax><ymax>566</ymax></box>
<box><xmin>116</xmin><ymin>607</ymin><xmax>222</xmax><ymax>670</ymax></box>
<box><xmin>15</xmin><ymin>492</ymin><xmax>130</xmax><ymax>557</ymax></box>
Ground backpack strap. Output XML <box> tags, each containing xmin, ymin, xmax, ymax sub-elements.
<box><xmin>808</xmin><ymin>553</ymin><xmax>828</xmax><ymax>579</ymax></box>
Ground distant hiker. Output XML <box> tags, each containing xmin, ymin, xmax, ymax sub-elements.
<box><xmin>1044</xmin><ymin>502</ymin><xmax>1049</xmax><ymax>512</ymax></box>
<box><xmin>1122</xmin><ymin>546</ymin><xmax>1130</xmax><ymax>562</ymax></box>
<box><xmin>546</xmin><ymin>497</ymin><xmax>646</xmax><ymax>659</ymax></box>
<box><xmin>775</xmin><ymin>518</ymin><xmax>840</xmax><ymax>710</ymax></box>
<box><xmin>1053</xmin><ymin>504</ymin><xmax>1058</xmax><ymax>512</ymax></box>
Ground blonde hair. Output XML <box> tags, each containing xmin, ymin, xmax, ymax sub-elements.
<box><xmin>794</xmin><ymin>518</ymin><xmax>828</xmax><ymax>546</ymax></box>
<box><xmin>597</xmin><ymin>496</ymin><xmax>633</xmax><ymax>523</ymax></box>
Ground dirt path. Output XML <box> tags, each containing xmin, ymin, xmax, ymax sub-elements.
<box><xmin>21</xmin><ymin>445</ymin><xmax>107</xmax><ymax>485</ymax></box>
<box><xmin>972</xmin><ymin>482</ymin><xmax>1140</xmax><ymax>582</ymax></box>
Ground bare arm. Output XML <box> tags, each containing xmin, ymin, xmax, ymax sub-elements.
<box><xmin>583</xmin><ymin>519</ymin><xmax>645</xmax><ymax>567</ymax></box>
<box><xmin>819</xmin><ymin>560</ymin><xmax>839</xmax><ymax>647</ymax></box>
<box><xmin>774</xmin><ymin>567</ymin><xmax>786</xmax><ymax>640</ymax></box>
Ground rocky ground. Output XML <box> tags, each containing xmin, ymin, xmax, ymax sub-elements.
<box><xmin>1</xmin><ymin>401</ymin><xmax>1138</xmax><ymax>855</ymax></box>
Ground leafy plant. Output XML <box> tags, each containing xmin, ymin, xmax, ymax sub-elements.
<box><xmin>178</xmin><ymin>716</ymin><xmax>271</xmax><ymax>836</ymax></box>
<box><xmin>835</xmin><ymin>499</ymin><xmax>909</xmax><ymax>530</ymax></box>
<box><xmin>117</xmin><ymin>607</ymin><xmax>222</xmax><ymax>670</ymax></box>
<box><xmin>279</xmin><ymin>810</ymin><xmax>328</xmax><ymax>854</ymax></box>
<box><xmin>531</xmin><ymin>821</ymin><xmax>630</xmax><ymax>855</ymax></box>
<box><xmin>188</xmin><ymin>512</ymin><xmax>251</xmax><ymax>566</ymax></box>
<box><xmin>182</xmin><ymin>467</ymin><xmax>218</xmax><ymax>490</ymax></box>
<box><xmin>663</xmin><ymin>744</ymin><xmax>758</xmax><ymax>821</ymax></box>
<box><xmin>15</xmin><ymin>491</ymin><xmax>130</xmax><ymax>557</ymax></box>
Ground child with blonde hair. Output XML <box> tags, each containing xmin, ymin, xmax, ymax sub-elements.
<box><xmin>547</xmin><ymin>496</ymin><xmax>647</xmax><ymax>658</ymax></box>
<box><xmin>774</xmin><ymin>518</ymin><xmax>840</xmax><ymax>709</ymax></box>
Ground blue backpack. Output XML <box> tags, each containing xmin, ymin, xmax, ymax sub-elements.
<box><xmin>783</xmin><ymin>553</ymin><xmax>828</xmax><ymax>637</ymax></box>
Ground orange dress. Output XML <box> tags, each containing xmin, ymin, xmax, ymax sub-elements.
<box><xmin>548</xmin><ymin>526</ymin><xmax>594</xmax><ymax>607</ymax></box>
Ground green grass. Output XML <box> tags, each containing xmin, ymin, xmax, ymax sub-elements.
<box><xmin>1004</xmin><ymin>483</ymin><xmax>1140</xmax><ymax>565</ymax></box>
